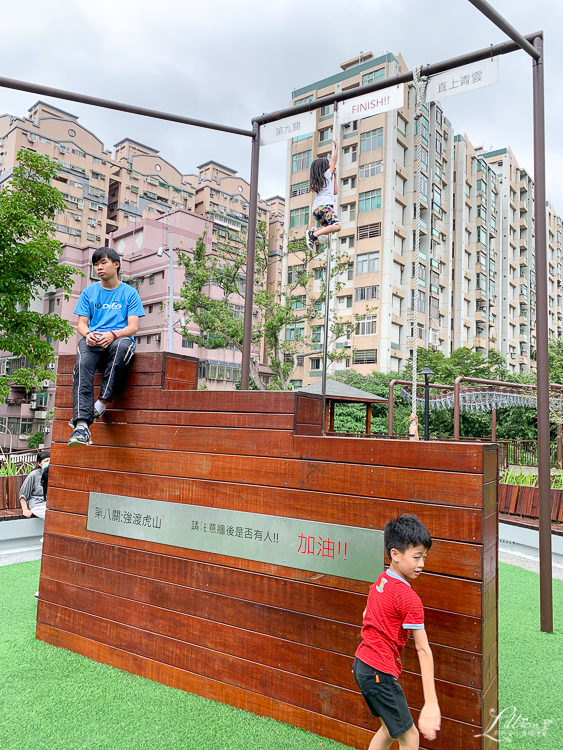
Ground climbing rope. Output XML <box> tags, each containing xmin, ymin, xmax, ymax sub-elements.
<box><xmin>411</xmin><ymin>65</ymin><xmax>428</xmax><ymax>422</ymax></box>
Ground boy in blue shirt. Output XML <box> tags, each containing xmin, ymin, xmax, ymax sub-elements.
<box><xmin>68</xmin><ymin>247</ymin><xmax>145</xmax><ymax>447</ymax></box>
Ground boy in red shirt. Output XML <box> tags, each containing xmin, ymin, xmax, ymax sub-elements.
<box><xmin>354</xmin><ymin>514</ymin><xmax>441</xmax><ymax>749</ymax></box>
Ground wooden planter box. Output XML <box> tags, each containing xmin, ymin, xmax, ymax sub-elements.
<box><xmin>501</xmin><ymin>483</ymin><xmax>562</xmax><ymax>522</ymax></box>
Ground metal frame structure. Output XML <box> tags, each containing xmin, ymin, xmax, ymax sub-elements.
<box><xmin>0</xmin><ymin>3</ymin><xmax>552</xmax><ymax>630</ymax></box>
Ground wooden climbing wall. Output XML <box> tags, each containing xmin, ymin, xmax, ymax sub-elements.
<box><xmin>37</xmin><ymin>352</ymin><xmax>498</xmax><ymax>750</ymax></box>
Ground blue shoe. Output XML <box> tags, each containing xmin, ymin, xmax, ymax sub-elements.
<box><xmin>68</xmin><ymin>425</ymin><xmax>92</xmax><ymax>447</ymax></box>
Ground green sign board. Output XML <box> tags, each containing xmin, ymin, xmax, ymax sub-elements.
<box><xmin>87</xmin><ymin>492</ymin><xmax>385</xmax><ymax>583</ymax></box>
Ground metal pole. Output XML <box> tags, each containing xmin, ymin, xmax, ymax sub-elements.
<box><xmin>424</xmin><ymin>374</ymin><xmax>430</xmax><ymax>441</ymax></box>
<box><xmin>492</xmin><ymin>407</ymin><xmax>497</xmax><ymax>442</ymax></box>
<box><xmin>557</xmin><ymin>421</ymin><xmax>562</xmax><ymax>468</ymax></box>
<box><xmin>241</xmin><ymin>122</ymin><xmax>261</xmax><ymax>390</ymax></box>
<box><xmin>321</xmin><ymin>105</ymin><xmax>339</xmax><ymax>425</ymax></box>
<box><xmin>454</xmin><ymin>375</ymin><xmax>465</xmax><ymax>440</ymax></box>
<box><xmin>0</xmin><ymin>76</ymin><xmax>255</xmax><ymax>138</ymax></box>
<box><xmin>168</xmin><ymin>230</ymin><xmax>174</xmax><ymax>353</ymax></box>
<box><xmin>388</xmin><ymin>379</ymin><xmax>399</xmax><ymax>436</ymax></box>
<box><xmin>466</xmin><ymin>0</ymin><xmax>540</xmax><ymax>59</ymax></box>
<box><xmin>531</xmin><ymin>34</ymin><xmax>553</xmax><ymax>633</ymax></box>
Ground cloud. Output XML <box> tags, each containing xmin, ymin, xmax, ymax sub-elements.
<box><xmin>0</xmin><ymin>0</ymin><xmax>561</xmax><ymax>206</ymax></box>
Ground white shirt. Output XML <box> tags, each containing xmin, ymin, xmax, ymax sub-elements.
<box><xmin>312</xmin><ymin>169</ymin><xmax>335</xmax><ymax>211</ymax></box>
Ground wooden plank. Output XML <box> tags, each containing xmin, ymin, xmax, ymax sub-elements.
<box><xmin>52</xmin><ymin>422</ymin><xmax>295</xmax><ymax>459</ymax></box>
<box><xmin>294</xmin><ymin>435</ymin><xmax>484</xmax><ymax>474</ymax></box>
<box><xmin>57</xmin><ymin>352</ymin><xmax>165</xmax><ymax>375</ymax></box>
<box><xmin>163</xmin><ymin>354</ymin><xmax>198</xmax><ymax>383</ymax></box>
<box><xmin>46</xmin><ymin>470</ymin><xmax>484</xmax><ymax>543</ymax></box>
<box><xmin>36</xmin><ymin>622</ymin><xmax>373</xmax><ymax>750</ymax></box>
<box><xmin>401</xmin><ymin>640</ymin><xmax>480</xmax><ymax>689</ymax></box>
<box><xmin>482</xmin><ymin>641</ymin><xmax>498</xmax><ymax>696</ymax></box>
<box><xmin>49</xmin><ymin>445</ymin><xmax>484</xmax><ymax>508</ymax></box>
<box><xmin>36</xmin><ymin>602</ymin><xmax>482</xmax><ymax>737</ymax></box>
<box><xmin>7</xmin><ymin>475</ymin><xmax>25</xmax><ymax>509</ymax></box>
<box><xmin>483</xmin><ymin>510</ymin><xmax>498</xmax><ymax>552</ymax></box>
<box><xmin>295</xmin><ymin>424</ymin><xmax>323</xmax><ymax>436</ymax></box>
<box><xmin>56</xmin><ymin>372</ymin><xmax>164</xmax><ymax>388</ymax></box>
<box><xmin>54</xmin><ymin>387</ymin><xmax>296</xmax><ymax>414</ymax></box>
<box><xmin>482</xmin><ymin>609</ymin><xmax>497</xmax><ymax>662</ymax></box>
<box><xmin>482</xmin><ymin>579</ymin><xmax>497</xmax><ymax>624</ymax></box>
<box><xmin>55</xmin><ymin>408</ymin><xmax>295</xmax><ymax>431</ymax></box>
<box><xmin>483</xmin><ymin>481</ymin><xmax>497</xmax><ymax>517</ymax></box>
<box><xmin>161</xmin><ymin>380</ymin><xmax>197</xmax><ymax>391</ymax></box>
<box><xmin>483</xmin><ymin>448</ymin><xmax>497</xmax><ymax>483</ymax></box>
<box><xmin>295</xmin><ymin>395</ymin><xmax>323</xmax><ymax>426</ymax></box>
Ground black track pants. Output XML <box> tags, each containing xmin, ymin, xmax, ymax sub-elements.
<box><xmin>72</xmin><ymin>336</ymin><xmax>135</xmax><ymax>426</ymax></box>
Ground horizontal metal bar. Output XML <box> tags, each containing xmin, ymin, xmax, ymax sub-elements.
<box><xmin>0</xmin><ymin>76</ymin><xmax>255</xmax><ymax>138</ymax></box>
<box><xmin>467</xmin><ymin>0</ymin><xmax>540</xmax><ymax>60</ymax></box>
<box><xmin>253</xmin><ymin>32</ymin><xmax>542</xmax><ymax>125</ymax></box>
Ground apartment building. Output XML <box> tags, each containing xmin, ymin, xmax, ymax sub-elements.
<box><xmin>283</xmin><ymin>51</ymin><xmax>455</xmax><ymax>384</ymax></box>
<box><xmin>283</xmin><ymin>52</ymin><xmax>562</xmax><ymax>385</ymax></box>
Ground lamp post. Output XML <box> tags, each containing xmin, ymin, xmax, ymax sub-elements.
<box><xmin>420</xmin><ymin>366</ymin><xmax>435</xmax><ymax>441</ymax></box>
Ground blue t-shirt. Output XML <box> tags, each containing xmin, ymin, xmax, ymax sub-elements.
<box><xmin>74</xmin><ymin>282</ymin><xmax>145</xmax><ymax>339</ymax></box>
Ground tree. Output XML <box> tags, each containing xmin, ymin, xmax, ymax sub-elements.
<box><xmin>27</xmin><ymin>431</ymin><xmax>44</xmax><ymax>450</ymax></box>
<box><xmin>175</xmin><ymin>224</ymin><xmax>365</xmax><ymax>390</ymax></box>
<box><xmin>548</xmin><ymin>338</ymin><xmax>563</xmax><ymax>385</ymax></box>
<box><xmin>0</xmin><ymin>149</ymin><xmax>77</xmax><ymax>401</ymax></box>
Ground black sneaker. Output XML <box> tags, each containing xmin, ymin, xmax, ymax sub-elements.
<box><xmin>305</xmin><ymin>229</ymin><xmax>318</xmax><ymax>251</ymax></box>
<box><xmin>68</xmin><ymin>425</ymin><xmax>92</xmax><ymax>447</ymax></box>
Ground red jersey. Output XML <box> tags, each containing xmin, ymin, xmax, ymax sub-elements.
<box><xmin>355</xmin><ymin>569</ymin><xmax>425</xmax><ymax>678</ymax></box>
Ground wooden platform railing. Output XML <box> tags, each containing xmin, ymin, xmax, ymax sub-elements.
<box><xmin>36</xmin><ymin>352</ymin><xmax>498</xmax><ymax>750</ymax></box>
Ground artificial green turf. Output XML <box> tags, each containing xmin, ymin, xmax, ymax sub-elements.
<box><xmin>0</xmin><ymin>560</ymin><xmax>561</xmax><ymax>750</ymax></box>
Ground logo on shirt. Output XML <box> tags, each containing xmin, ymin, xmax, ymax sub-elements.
<box><xmin>376</xmin><ymin>577</ymin><xmax>387</xmax><ymax>593</ymax></box>
<box><xmin>95</xmin><ymin>302</ymin><xmax>123</xmax><ymax>310</ymax></box>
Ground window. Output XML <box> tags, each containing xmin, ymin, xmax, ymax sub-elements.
<box><xmin>478</xmin><ymin>226</ymin><xmax>487</xmax><ymax>245</ymax></box>
<box><xmin>342</xmin><ymin>176</ymin><xmax>357</xmax><ymax>190</ymax></box>
<box><xmin>146</xmin><ymin>335</ymin><xmax>152</xmax><ymax>344</ymax></box>
<box><xmin>417</xmin><ymin>117</ymin><xmax>429</xmax><ymax>143</ymax></box>
<box><xmin>346</xmin><ymin>263</ymin><xmax>354</xmax><ymax>280</ymax></box>
<box><xmin>285</xmin><ymin>324</ymin><xmax>305</xmax><ymax>341</ymax></box>
<box><xmin>341</xmin><ymin>203</ymin><xmax>356</xmax><ymax>222</ymax></box>
<box><xmin>436</xmin><ymin>108</ymin><xmax>443</xmax><ymax>128</ymax></box>
<box><xmin>355</xmin><ymin>285</ymin><xmax>379</xmax><ymax>301</ymax></box>
<box><xmin>340</xmin><ymin>235</ymin><xmax>355</xmax><ymax>250</ymax></box>
<box><xmin>319</xmin><ymin>127</ymin><xmax>333</xmax><ymax>142</ymax></box>
<box><xmin>310</xmin><ymin>358</ymin><xmax>322</xmax><ymax>371</ymax></box>
<box><xmin>432</xmin><ymin>185</ymin><xmax>441</xmax><ymax>211</ymax></box>
<box><xmin>228</xmin><ymin>303</ymin><xmax>244</xmax><ymax>319</ymax></box>
<box><xmin>288</xmin><ymin>264</ymin><xmax>305</xmax><ymax>284</ymax></box>
<box><xmin>292</xmin><ymin>150</ymin><xmax>311</xmax><ymax>172</ymax></box>
<box><xmin>319</xmin><ymin>103</ymin><xmax>333</xmax><ymax>117</ymax></box>
<box><xmin>356</xmin><ymin>252</ymin><xmax>379</xmax><ymax>274</ymax></box>
<box><xmin>435</xmin><ymin>132</ymin><xmax>442</xmax><ymax>156</ymax></box>
<box><xmin>429</xmin><ymin>296</ymin><xmax>439</xmax><ymax>320</ymax></box>
<box><xmin>353</xmin><ymin>349</ymin><xmax>377</xmax><ymax>365</ymax></box>
<box><xmin>311</xmin><ymin>325</ymin><xmax>322</xmax><ymax>350</ymax></box>
<box><xmin>359</xmin><ymin>189</ymin><xmax>381</xmax><ymax>212</ymax></box>
<box><xmin>291</xmin><ymin>181</ymin><xmax>309</xmax><ymax>197</ymax></box>
<box><xmin>291</xmin><ymin>295</ymin><xmax>306</xmax><ymax>310</ymax></box>
<box><xmin>355</xmin><ymin>315</ymin><xmax>377</xmax><ymax>335</ymax></box>
<box><xmin>342</xmin><ymin>145</ymin><xmax>358</xmax><ymax>164</ymax></box>
<box><xmin>290</xmin><ymin>206</ymin><xmax>309</xmax><ymax>228</ymax></box>
<box><xmin>360</xmin><ymin>128</ymin><xmax>383</xmax><ymax>152</ymax></box>
<box><xmin>294</xmin><ymin>95</ymin><xmax>314</xmax><ymax>105</ymax></box>
<box><xmin>48</xmin><ymin>298</ymin><xmax>55</xmax><ymax>313</ymax></box>
<box><xmin>338</xmin><ymin>295</ymin><xmax>353</xmax><ymax>309</ymax></box>
<box><xmin>420</xmin><ymin>145</ymin><xmax>429</xmax><ymax>170</ymax></box>
<box><xmin>313</xmin><ymin>267</ymin><xmax>324</xmax><ymax>280</ymax></box>
<box><xmin>149</xmin><ymin>274</ymin><xmax>155</xmax><ymax>285</ymax></box>
<box><xmin>290</xmin><ymin>380</ymin><xmax>303</xmax><ymax>388</ymax></box>
<box><xmin>88</xmin><ymin>186</ymin><xmax>105</xmax><ymax>198</ymax></box>
<box><xmin>182</xmin><ymin>338</ymin><xmax>194</xmax><ymax>348</ymax></box>
<box><xmin>357</xmin><ymin>223</ymin><xmax>381</xmax><ymax>240</ymax></box>
<box><xmin>359</xmin><ymin>161</ymin><xmax>383</xmax><ymax>179</ymax></box>
<box><xmin>362</xmin><ymin>68</ymin><xmax>385</xmax><ymax>86</ymax></box>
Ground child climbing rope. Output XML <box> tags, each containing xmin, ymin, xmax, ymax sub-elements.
<box><xmin>306</xmin><ymin>139</ymin><xmax>341</xmax><ymax>250</ymax></box>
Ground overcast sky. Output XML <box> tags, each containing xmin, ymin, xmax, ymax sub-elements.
<box><xmin>1</xmin><ymin>0</ymin><xmax>562</xmax><ymax>208</ymax></box>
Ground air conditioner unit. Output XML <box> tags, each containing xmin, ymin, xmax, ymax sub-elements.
<box><xmin>59</xmin><ymin>145</ymin><xmax>66</xmax><ymax>153</ymax></box>
<box><xmin>43</xmin><ymin>427</ymin><xmax>50</xmax><ymax>434</ymax></box>
<box><xmin>30</xmin><ymin>397</ymin><xmax>37</xmax><ymax>409</ymax></box>
<box><xmin>154</xmin><ymin>334</ymin><xmax>161</xmax><ymax>342</ymax></box>
<box><xmin>252</xmin><ymin>309</ymin><xmax>259</xmax><ymax>317</ymax></box>
<box><xmin>443</xmin><ymin>131</ymin><xmax>448</xmax><ymax>139</ymax></box>
<box><xmin>48</xmin><ymin>363</ymin><xmax>55</xmax><ymax>370</ymax></box>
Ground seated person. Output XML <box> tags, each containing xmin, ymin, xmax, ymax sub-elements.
<box><xmin>68</xmin><ymin>246</ymin><xmax>145</xmax><ymax>447</ymax></box>
<box><xmin>19</xmin><ymin>450</ymin><xmax>50</xmax><ymax>520</ymax></box>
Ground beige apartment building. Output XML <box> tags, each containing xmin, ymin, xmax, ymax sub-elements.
<box><xmin>283</xmin><ymin>52</ymin><xmax>562</xmax><ymax>386</ymax></box>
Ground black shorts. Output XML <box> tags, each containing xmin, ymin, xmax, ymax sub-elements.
<box><xmin>353</xmin><ymin>657</ymin><xmax>413</xmax><ymax>740</ymax></box>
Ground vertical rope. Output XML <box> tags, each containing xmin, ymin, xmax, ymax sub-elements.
<box><xmin>412</xmin><ymin>66</ymin><xmax>428</xmax><ymax>420</ymax></box>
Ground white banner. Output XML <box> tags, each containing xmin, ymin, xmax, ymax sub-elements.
<box><xmin>338</xmin><ymin>84</ymin><xmax>405</xmax><ymax>124</ymax></box>
<box><xmin>260</xmin><ymin>111</ymin><xmax>316</xmax><ymax>146</ymax></box>
<box><xmin>425</xmin><ymin>58</ymin><xmax>499</xmax><ymax>102</ymax></box>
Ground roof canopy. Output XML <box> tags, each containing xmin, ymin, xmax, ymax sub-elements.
<box><xmin>298</xmin><ymin>378</ymin><xmax>387</xmax><ymax>404</ymax></box>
